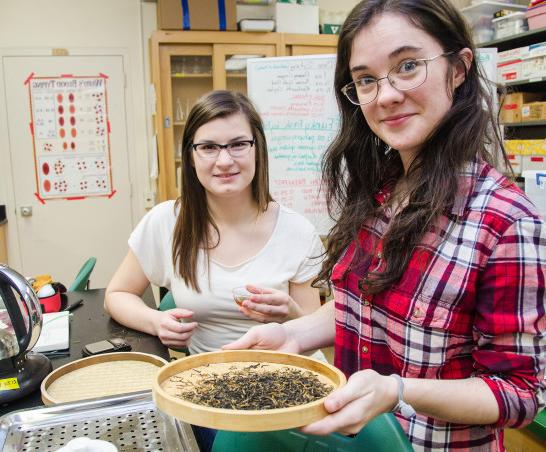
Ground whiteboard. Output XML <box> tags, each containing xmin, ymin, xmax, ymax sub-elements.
<box><xmin>247</xmin><ymin>55</ymin><xmax>338</xmax><ymax>235</ymax></box>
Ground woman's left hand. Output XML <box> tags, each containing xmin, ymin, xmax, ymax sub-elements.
<box><xmin>301</xmin><ymin>369</ymin><xmax>399</xmax><ymax>436</ymax></box>
<box><xmin>238</xmin><ymin>285</ymin><xmax>303</xmax><ymax>323</ymax></box>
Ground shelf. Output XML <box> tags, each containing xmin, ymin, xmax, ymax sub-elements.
<box><xmin>226</xmin><ymin>73</ymin><xmax>247</xmax><ymax>78</ymax></box>
<box><xmin>504</xmin><ymin>78</ymin><xmax>546</xmax><ymax>90</ymax></box>
<box><xmin>461</xmin><ymin>1</ymin><xmax>526</xmax><ymax>17</ymax></box>
<box><xmin>480</xmin><ymin>26</ymin><xmax>546</xmax><ymax>51</ymax></box>
<box><xmin>171</xmin><ymin>73</ymin><xmax>212</xmax><ymax>79</ymax></box>
<box><xmin>173</xmin><ymin>121</ymin><xmax>186</xmax><ymax>127</ymax></box>
<box><xmin>503</xmin><ymin>120</ymin><xmax>546</xmax><ymax>127</ymax></box>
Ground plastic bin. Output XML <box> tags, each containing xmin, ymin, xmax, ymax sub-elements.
<box><xmin>492</xmin><ymin>12</ymin><xmax>527</xmax><ymax>39</ymax></box>
<box><xmin>526</xmin><ymin>4</ymin><xmax>546</xmax><ymax>31</ymax></box>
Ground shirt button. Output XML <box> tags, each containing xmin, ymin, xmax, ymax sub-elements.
<box><xmin>363</xmin><ymin>299</ymin><xmax>370</xmax><ymax>307</ymax></box>
<box><xmin>377</xmin><ymin>252</ymin><xmax>382</xmax><ymax>259</ymax></box>
<box><xmin>412</xmin><ymin>309</ymin><xmax>422</xmax><ymax>318</ymax></box>
<box><xmin>361</xmin><ymin>345</ymin><xmax>369</xmax><ymax>353</ymax></box>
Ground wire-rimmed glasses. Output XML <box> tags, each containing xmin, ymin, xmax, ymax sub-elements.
<box><xmin>341</xmin><ymin>52</ymin><xmax>453</xmax><ymax>106</ymax></box>
<box><xmin>192</xmin><ymin>139</ymin><xmax>255</xmax><ymax>159</ymax></box>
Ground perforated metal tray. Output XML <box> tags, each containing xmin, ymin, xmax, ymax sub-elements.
<box><xmin>0</xmin><ymin>390</ymin><xmax>198</xmax><ymax>451</ymax></box>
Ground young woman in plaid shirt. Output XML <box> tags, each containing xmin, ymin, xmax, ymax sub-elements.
<box><xmin>226</xmin><ymin>1</ymin><xmax>545</xmax><ymax>450</ymax></box>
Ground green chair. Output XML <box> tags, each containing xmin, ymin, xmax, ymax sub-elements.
<box><xmin>68</xmin><ymin>257</ymin><xmax>96</xmax><ymax>291</ymax></box>
<box><xmin>211</xmin><ymin>413</ymin><xmax>412</xmax><ymax>452</ymax></box>
<box><xmin>159</xmin><ymin>290</ymin><xmax>176</xmax><ymax>311</ymax></box>
<box><xmin>158</xmin><ymin>290</ymin><xmax>189</xmax><ymax>355</ymax></box>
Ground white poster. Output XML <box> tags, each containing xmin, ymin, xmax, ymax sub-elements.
<box><xmin>26</xmin><ymin>74</ymin><xmax>114</xmax><ymax>201</ymax></box>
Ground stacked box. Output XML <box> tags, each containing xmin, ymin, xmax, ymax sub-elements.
<box><xmin>498</xmin><ymin>59</ymin><xmax>522</xmax><ymax>83</ymax></box>
<box><xmin>522</xmin><ymin>56</ymin><xmax>546</xmax><ymax>80</ymax></box>
<box><xmin>275</xmin><ymin>3</ymin><xmax>319</xmax><ymax>34</ymax></box>
<box><xmin>500</xmin><ymin>92</ymin><xmax>544</xmax><ymax>123</ymax></box>
<box><xmin>157</xmin><ymin>0</ymin><xmax>237</xmax><ymax>31</ymax></box>
<box><xmin>521</xmin><ymin>101</ymin><xmax>546</xmax><ymax>121</ymax></box>
<box><xmin>498</xmin><ymin>46</ymin><xmax>529</xmax><ymax>64</ymax></box>
<box><xmin>506</xmin><ymin>153</ymin><xmax>523</xmax><ymax>174</ymax></box>
<box><xmin>504</xmin><ymin>140</ymin><xmax>546</xmax><ymax>172</ymax></box>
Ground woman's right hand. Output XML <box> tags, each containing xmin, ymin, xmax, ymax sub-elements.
<box><xmin>222</xmin><ymin>322</ymin><xmax>299</xmax><ymax>353</ymax></box>
<box><xmin>154</xmin><ymin>309</ymin><xmax>197</xmax><ymax>348</ymax></box>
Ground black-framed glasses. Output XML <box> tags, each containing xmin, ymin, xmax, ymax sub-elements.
<box><xmin>191</xmin><ymin>139</ymin><xmax>255</xmax><ymax>159</ymax></box>
<box><xmin>341</xmin><ymin>52</ymin><xmax>453</xmax><ymax>106</ymax></box>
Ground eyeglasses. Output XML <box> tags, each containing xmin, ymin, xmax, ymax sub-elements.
<box><xmin>341</xmin><ymin>52</ymin><xmax>453</xmax><ymax>106</ymax></box>
<box><xmin>191</xmin><ymin>139</ymin><xmax>255</xmax><ymax>159</ymax></box>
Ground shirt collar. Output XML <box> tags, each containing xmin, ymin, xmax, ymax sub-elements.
<box><xmin>373</xmin><ymin>159</ymin><xmax>487</xmax><ymax>217</ymax></box>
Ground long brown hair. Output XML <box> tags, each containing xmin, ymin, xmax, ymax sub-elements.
<box><xmin>316</xmin><ymin>0</ymin><xmax>507</xmax><ymax>293</ymax></box>
<box><xmin>172</xmin><ymin>90</ymin><xmax>272</xmax><ymax>292</ymax></box>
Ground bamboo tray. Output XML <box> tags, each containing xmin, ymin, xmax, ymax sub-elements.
<box><xmin>152</xmin><ymin>350</ymin><xmax>346</xmax><ymax>432</ymax></box>
<box><xmin>41</xmin><ymin>352</ymin><xmax>167</xmax><ymax>405</ymax></box>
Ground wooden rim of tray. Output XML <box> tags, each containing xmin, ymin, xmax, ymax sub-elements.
<box><xmin>152</xmin><ymin>350</ymin><xmax>346</xmax><ymax>432</ymax></box>
<box><xmin>41</xmin><ymin>351</ymin><xmax>168</xmax><ymax>405</ymax></box>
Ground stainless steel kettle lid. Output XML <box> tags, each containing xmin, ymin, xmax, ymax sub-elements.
<box><xmin>0</xmin><ymin>264</ymin><xmax>43</xmax><ymax>359</ymax></box>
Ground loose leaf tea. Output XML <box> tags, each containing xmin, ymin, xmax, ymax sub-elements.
<box><xmin>166</xmin><ymin>362</ymin><xmax>334</xmax><ymax>410</ymax></box>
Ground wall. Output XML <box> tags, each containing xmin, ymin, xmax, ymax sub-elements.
<box><xmin>0</xmin><ymin>0</ymin><xmax>157</xmax><ymax>268</ymax></box>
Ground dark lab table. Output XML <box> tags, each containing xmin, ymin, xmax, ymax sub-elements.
<box><xmin>0</xmin><ymin>288</ymin><xmax>168</xmax><ymax>416</ymax></box>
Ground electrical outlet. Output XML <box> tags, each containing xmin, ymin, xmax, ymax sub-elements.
<box><xmin>144</xmin><ymin>192</ymin><xmax>155</xmax><ymax>209</ymax></box>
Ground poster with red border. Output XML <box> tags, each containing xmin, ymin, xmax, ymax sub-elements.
<box><xmin>25</xmin><ymin>74</ymin><xmax>115</xmax><ymax>202</ymax></box>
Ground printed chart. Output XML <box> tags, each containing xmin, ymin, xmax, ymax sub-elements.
<box><xmin>26</xmin><ymin>74</ymin><xmax>114</xmax><ymax>201</ymax></box>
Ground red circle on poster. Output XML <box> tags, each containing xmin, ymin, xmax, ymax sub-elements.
<box><xmin>42</xmin><ymin>163</ymin><xmax>50</xmax><ymax>175</ymax></box>
<box><xmin>63</xmin><ymin>142</ymin><xmax>68</xmax><ymax>150</ymax></box>
<box><xmin>59</xmin><ymin>117</ymin><xmax>64</xmax><ymax>126</ymax></box>
<box><xmin>70</xmin><ymin>116</ymin><xmax>76</xmax><ymax>126</ymax></box>
<box><xmin>59</xmin><ymin>128</ymin><xmax>65</xmax><ymax>138</ymax></box>
<box><xmin>71</xmin><ymin>128</ymin><xmax>77</xmax><ymax>138</ymax></box>
<box><xmin>68</xmin><ymin>93</ymin><xmax>74</xmax><ymax>102</ymax></box>
<box><xmin>69</xmin><ymin>105</ymin><xmax>75</xmax><ymax>114</ymax></box>
<box><xmin>58</xmin><ymin>105</ymin><xmax>64</xmax><ymax>115</ymax></box>
<box><xmin>70</xmin><ymin>142</ymin><xmax>76</xmax><ymax>150</ymax></box>
<box><xmin>43</xmin><ymin>180</ymin><xmax>51</xmax><ymax>192</ymax></box>
<box><xmin>57</xmin><ymin>94</ymin><xmax>63</xmax><ymax>103</ymax></box>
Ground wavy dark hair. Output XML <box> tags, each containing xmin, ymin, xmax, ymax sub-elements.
<box><xmin>316</xmin><ymin>0</ymin><xmax>508</xmax><ymax>293</ymax></box>
<box><xmin>172</xmin><ymin>90</ymin><xmax>272</xmax><ymax>292</ymax></box>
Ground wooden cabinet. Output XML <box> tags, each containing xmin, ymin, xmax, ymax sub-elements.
<box><xmin>150</xmin><ymin>31</ymin><xmax>338</xmax><ymax>201</ymax></box>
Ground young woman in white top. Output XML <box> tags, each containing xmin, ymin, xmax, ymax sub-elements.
<box><xmin>104</xmin><ymin>90</ymin><xmax>324</xmax><ymax>356</ymax></box>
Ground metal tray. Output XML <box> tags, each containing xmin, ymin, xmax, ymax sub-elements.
<box><xmin>0</xmin><ymin>390</ymin><xmax>198</xmax><ymax>451</ymax></box>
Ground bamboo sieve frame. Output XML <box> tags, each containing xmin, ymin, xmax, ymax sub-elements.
<box><xmin>41</xmin><ymin>352</ymin><xmax>168</xmax><ymax>405</ymax></box>
<box><xmin>152</xmin><ymin>350</ymin><xmax>347</xmax><ymax>432</ymax></box>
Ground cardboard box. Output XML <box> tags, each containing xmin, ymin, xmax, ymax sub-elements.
<box><xmin>275</xmin><ymin>3</ymin><xmax>319</xmax><ymax>34</ymax></box>
<box><xmin>522</xmin><ymin>56</ymin><xmax>546</xmax><ymax>80</ymax></box>
<box><xmin>506</xmin><ymin>153</ymin><xmax>523</xmax><ymax>174</ymax></box>
<box><xmin>522</xmin><ymin>170</ymin><xmax>546</xmax><ymax>218</ymax></box>
<box><xmin>521</xmin><ymin>101</ymin><xmax>546</xmax><ymax>121</ymax></box>
<box><xmin>158</xmin><ymin>0</ymin><xmax>237</xmax><ymax>31</ymax></box>
<box><xmin>528</xmin><ymin>41</ymin><xmax>546</xmax><ymax>58</ymax></box>
<box><xmin>498</xmin><ymin>46</ymin><xmax>529</xmax><ymax>64</ymax></box>
<box><xmin>522</xmin><ymin>155</ymin><xmax>546</xmax><ymax>172</ymax></box>
<box><xmin>504</xmin><ymin>139</ymin><xmax>546</xmax><ymax>156</ymax></box>
<box><xmin>497</xmin><ymin>59</ymin><xmax>522</xmax><ymax>83</ymax></box>
<box><xmin>500</xmin><ymin>92</ymin><xmax>544</xmax><ymax>123</ymax></box>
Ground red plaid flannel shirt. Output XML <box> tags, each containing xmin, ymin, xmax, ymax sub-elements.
<box><xmin>332</xmin><ymin>161</ymin><xmax>545</xmax><ymax>451</ymax></box>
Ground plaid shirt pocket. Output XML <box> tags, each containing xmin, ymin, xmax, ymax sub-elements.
<box><xmin>385</xmin><ymin>291</ymin><xmax>474</xmax><ymax>378</ymax></box>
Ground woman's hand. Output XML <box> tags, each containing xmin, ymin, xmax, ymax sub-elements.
<box><xmin>222</xmin><ymin>322</ymin><xmax>300</xmax><ymax>354</ymax></box>
<box><xmin>301</xmin><ymin>369</ymin><xmax>399</xmax><ymax>436</ymax></box>
<box><xmin>238</xmin><ymin>285</ymin><xmax>303</xmax><ymax>323</ymax></box>
<box><xmin>153</xmin><ymin>309</ymin><xmax>197</xmax><ymax>348</ymax></box>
